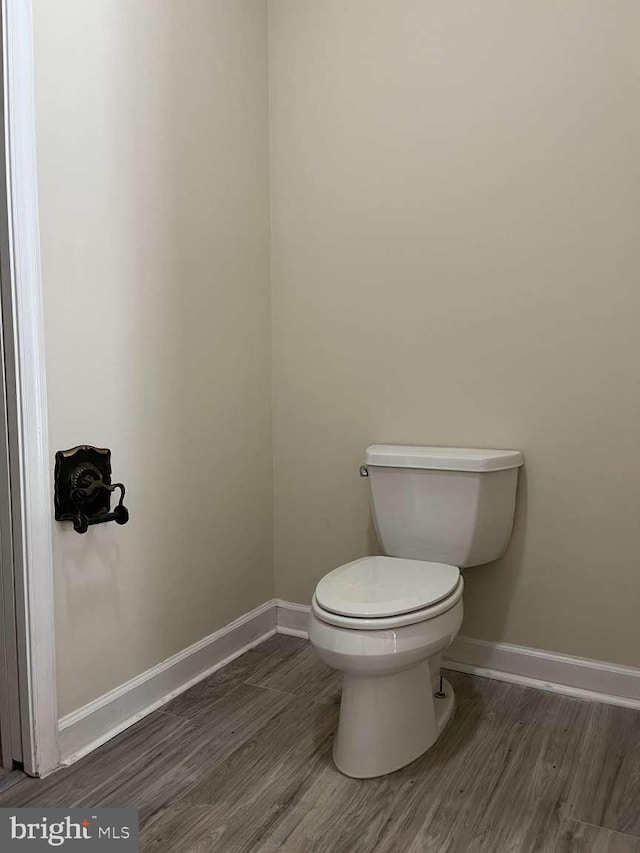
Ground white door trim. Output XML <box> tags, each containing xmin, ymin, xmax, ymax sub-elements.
<box><xmin>1</xmin><ymin>0</ymin><xmax>59</xmax><ymax>776</ymax></box>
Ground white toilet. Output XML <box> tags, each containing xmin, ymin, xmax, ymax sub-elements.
<box><xmin>309</xmin><ymin>445</ymin><xmax>524</xmax><ymax>779</ymax></box>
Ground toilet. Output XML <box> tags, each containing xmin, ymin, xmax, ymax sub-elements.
<box><xmin>309</xmin><ymin>445</ymin><xmax>524</xmax><ymax>779</ymax></box>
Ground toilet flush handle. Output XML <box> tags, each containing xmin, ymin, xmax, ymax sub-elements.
<box><xmin>359</xmin><ymin>465</ymin><xmax>369</xmax><ymax>477</ymax></box>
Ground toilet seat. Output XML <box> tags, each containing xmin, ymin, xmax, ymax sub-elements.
<box><xmin>312</xmin><ymin>576</ymin><xmax>464</xmax><ymax>631</ymax></box>
<box><xmin>315</xmin><ymin>556</ymin><xmax>460</xmax><ymax>618</ymax></box>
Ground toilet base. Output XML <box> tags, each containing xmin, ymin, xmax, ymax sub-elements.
<box><xmin>333</xmin><ymin>664</ymin><xmax>455</xmax><ymax>779</ymax></box>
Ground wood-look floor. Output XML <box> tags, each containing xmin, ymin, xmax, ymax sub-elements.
<box><xmin>1</xmin><ymin>634</ymin><xmax>639</xmax><ymax>852</ymax></box>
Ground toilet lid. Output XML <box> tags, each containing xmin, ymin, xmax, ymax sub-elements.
<box><xmin>315</xmin><ymin>556</ymin><xmax>460</xmax><ymax>618</ymax></box>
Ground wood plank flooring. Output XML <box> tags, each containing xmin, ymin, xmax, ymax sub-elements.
<box><xmin>1</xmin><ymin>634</ymin><xmax>639</xmax><ymax>852</ymax></box>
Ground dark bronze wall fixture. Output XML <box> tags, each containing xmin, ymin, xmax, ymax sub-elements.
<box><xmin>54</xmin><ymin>445</ymin><xmax>129</xmax><ymax>534</ymax></box>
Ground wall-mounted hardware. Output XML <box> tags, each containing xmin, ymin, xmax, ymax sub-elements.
<box><xmin>54</xmin><ymin>445</ymin><xmax>129</xmax><ymax>534</ymax></box>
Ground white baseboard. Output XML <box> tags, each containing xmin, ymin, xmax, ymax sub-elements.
<box><xmin>275</xmin><ymin>601</ymin><xmax>640</xmax><ymax>711</ymax></box>
<box><xmin>58</xmin><ymin>599</ymin><xmax>277</xmax><ymax>765</ymax></box>
<box><xmin>58</xmin><ymin>598</ymin><xmax>640</xmax><ymax>770</ymax></box>
<box><xmin>275</xmin><ymin>599</ymin><xmax>310</xmax><ymax>638</ymax></box>
<box><xmin>444</xmin><ymin>636</ymin><xmax>640</xmax><ymax>711</ymax></box>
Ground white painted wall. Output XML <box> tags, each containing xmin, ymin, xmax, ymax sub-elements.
<box><xmin>35</xmin><ymin>0</ymin><xmax>640</xmax><ymax>720</ymax></box>
<box><xmin>269</xmin><ymin>0</ymin><xmax>640</xmax><ymax>667</ymax></box>
<box><xmin>34</xmin><ymin>0</ymin><xmax>273</xmax><ymax>716</ymax></box>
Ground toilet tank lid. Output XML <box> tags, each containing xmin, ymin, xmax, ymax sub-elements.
<box><xmin>365</xmin><ymin>445</ymin><xmax>524</xmax><ymax>472</ymax></box>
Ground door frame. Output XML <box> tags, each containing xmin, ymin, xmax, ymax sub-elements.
<box><xmin>0</xmin><ymin>0</ymin><xmax>59</xmax><ymax>777</ymax></box>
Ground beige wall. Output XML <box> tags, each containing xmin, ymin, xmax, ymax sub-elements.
<box><xmin>35</xmin><ymin>0</ymin><xmax>273</xmax><ymax>716</ymax></box>
<box><xmin>36</xmin><ymin>0</ymin><xmax>640</xmax><ymax>717</ymax></box>
<box><xmin>269</xmin><ymin>0</ymin><xmax>640</xmax><ymax>666</ymax></box>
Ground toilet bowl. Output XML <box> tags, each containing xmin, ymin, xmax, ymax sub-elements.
<box><xmin>309</xmin><ymin>445</ymin><xmax>523</xmax><ymax>779</ymax></box>
<box><xmin>309</xmin><ymin>556</ymin><xmax>463</xmax><ymax>778</ymax></box>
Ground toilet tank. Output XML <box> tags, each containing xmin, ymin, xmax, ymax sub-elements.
<box><xmin>365</xmin><ymin>446</ymin><xmax>523</xmax><ymax>568</ymax></box>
